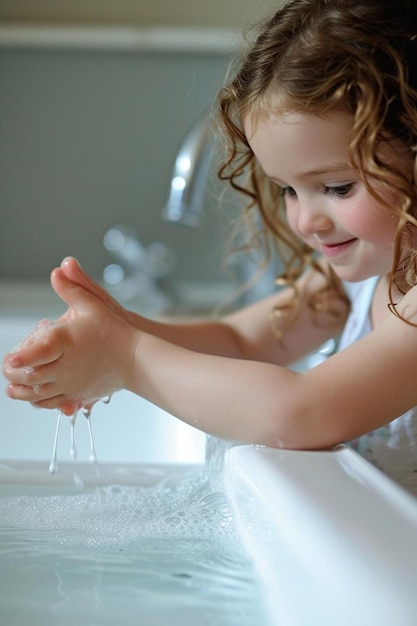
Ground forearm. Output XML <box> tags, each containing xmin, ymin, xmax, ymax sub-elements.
<box><xmin>128</xmin><ymin>330</ymin><xmax>301</xmax><ymax>446</ymax></box>
<box><xmin>127</xmin><ymin>312</ymin><xmax>247</xmax><ymax>359</ymax></box>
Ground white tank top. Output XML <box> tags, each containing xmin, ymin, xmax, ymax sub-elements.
<box><xmin>338</xmin><ymin>277</ymin><xmax>417</xmax><ymax>496</ymax></box>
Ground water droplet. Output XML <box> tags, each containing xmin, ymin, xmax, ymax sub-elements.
<box><xmin>69</xmin><ymin>413</ymin><xmax>78</xmax><ymax>461</ymax></box>
<box><xmin>86</xmin><ymin>414</ymin><xmax>98</xmax><ymax>465</ymax></box>
<box><xmin>49</xmin><ymin>411</ymin><xmax>62</xmax><ymax>474</ymax></box>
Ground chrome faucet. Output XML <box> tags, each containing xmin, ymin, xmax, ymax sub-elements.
<box><xmin>161</xmin><ymin>111</ymin><xmax>287</xmax><ymax>307</ymax></box>
<box><xmin>102</xmin><ymin>224</ymin><xmax>175</xmax><ymax>311</ymax></box>
<box><xmin>162</xmin><ymin>115</ymin><xmax>213</xmax><ymax>227</ymax></box>
<box><xmin>101</xmin><ymin>115</ymin><xmax>214</xmax><ymax>310</ymax></box>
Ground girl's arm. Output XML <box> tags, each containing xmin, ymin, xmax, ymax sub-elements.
<box><xmin>4</xmin><ymin>273</ymin><xmax>417</xmax><ymax>450</ymax></box>
<box><xmin>127</xmin><ymin>295</ymin><xmax>417</xmax><ymax>449</ymax></box>
<box><xmin>58</xmin><ymin>257</ymin><xmax>345</xmax><ymax>366</ymax></box>
<box><xmin>16</xmin><ymin>258</ymin><xmax>415</xmax><ymax>451</ymax></box>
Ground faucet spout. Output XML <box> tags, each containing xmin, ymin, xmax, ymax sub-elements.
<box><xmin>162</xmin><ymin>115</ymin><xmax>213</xmax><ymax>227</ymax></box>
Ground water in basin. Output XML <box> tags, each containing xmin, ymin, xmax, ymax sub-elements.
<box><xmin>0</xmin><ymin>459</ymin><xmax>268</xmax><ymax>626</ymax></box>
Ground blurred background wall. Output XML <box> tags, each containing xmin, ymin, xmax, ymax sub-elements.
<box><xmin>0</xmin><ymin>0</ymin><xmax>283</xmax><ymax>285</ymax></box>
<box><xmin>0</xmin><ymin>1</ymin><xmax>278</xmax><ymax>27</ymax></box>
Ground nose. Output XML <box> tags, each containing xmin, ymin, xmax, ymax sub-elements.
<box><xmin>295</xmin><ymin>195</ymin><xmax>333</xmax><ymax>238</ymax></box>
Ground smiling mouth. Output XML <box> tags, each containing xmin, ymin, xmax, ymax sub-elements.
<box><xmin>320</xmin><ymin>238</ymin><xmax>358</xmax><ymax>257</ymax></box>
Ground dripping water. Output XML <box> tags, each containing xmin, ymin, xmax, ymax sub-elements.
<box><xmin>48</xmin><ymin>411</ymin><xmax>62</xmax><ymax>475</ymax></box>
<box><xmin>49</xmin><ymin>397</ymin><xmax>109</xmax><ymax>485</ymax></box>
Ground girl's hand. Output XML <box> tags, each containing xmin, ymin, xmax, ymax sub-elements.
<box><xmin>2</xmin><ymin>266</ymin><xmax>140</xmax><ymax>415</ymax></box>
<box><xmin>57</xmin><ymin>257</ymin><xmax>137</xmax><ymax>326</ymax></box>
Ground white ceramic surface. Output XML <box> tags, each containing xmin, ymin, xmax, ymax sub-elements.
<box><xmin>225</xmin><ymin>445</ymin><xmax>417</xmax><ymax>626</ymax></box>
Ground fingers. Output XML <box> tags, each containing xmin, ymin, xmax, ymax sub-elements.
<box><xmin>2</xmin><ymin>324</ymin><xmax>65</xmax><ymax>417</ymax></box>
<box><xmin>6</xmin><ymin>382</ymin><xmax>84</xmax><ymax>416</ymax></box>
<box><xmin>3</xmin><ymin>328</ymin><xmax>64</xmax><ymax>371</ymax></box>
<box><xmin>60</xmin><ymin>400</ymin><xmax>82</xmax><ymax>416</ymax></box>
<box><xmin>3</xmin><ymin>355</ymin><xmax>59</xmax><ymax>386</ymax></box>
<box><xmin>6</xmin><ymin>381</ymin><xmax>58</xmax><ymax>402</ymax></box>
<box><xmin>3</xmin><ymin>354</ymin><xmax>60</xmax><ymax>408</ymax></box>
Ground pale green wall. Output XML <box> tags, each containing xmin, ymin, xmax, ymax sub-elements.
<box><xmin>0</xmin><ymin>46</ymin><xmax>233</xmax><ymax>280</ymax></box>
<box><xmin>0</xmin><ymin>1</ymin><xmax>287</xmax><ymax>281</ymax></box>
<box><xmin>0</xmin><ymin>0</ymin><xmax>283</xmax><ymax>27</ymax></box>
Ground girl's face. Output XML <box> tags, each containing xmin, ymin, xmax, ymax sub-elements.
<box><xmin>245</xmin><ymin>109</ymin><xmax>411</xmax><ymax>283</ymax></box>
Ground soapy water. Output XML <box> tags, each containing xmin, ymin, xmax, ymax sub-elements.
<box><xmin>10</xmin><ymin>317</ymin><xmax>55</xmax><ymax>353</ymax></box>
<box><xmin>1</xmin><ymin>398</ymin><xmax>266</xmax><ymax>621</ymax></box>
<box><xmin>1</xmin><ymin>463</ymin><xmax>234</xmax><ymax>546</ymax></box>
<box><xmin>0</xmin><ymin>450</ymin><xmax>267</xmax><ymax>625</ymax></box>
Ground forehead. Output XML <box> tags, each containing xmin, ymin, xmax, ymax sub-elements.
<box><xmin>244</xmin><ymin>109</ymin><xmax>354</xmax><ymax>181</ymax></box>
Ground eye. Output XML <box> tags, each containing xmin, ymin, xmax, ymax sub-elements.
<box><xmin>280</xmin><ymin>186</ymin><xmax>297</xmax><ymax>198</ymax></box>
<box><xmin>324</xmin><ymin>183</ymin><xmax>353</xmax><ymax>198</ymax></box>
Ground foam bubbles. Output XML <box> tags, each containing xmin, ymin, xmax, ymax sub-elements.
<box><xmin>11</xmin><ymin>318</ymin><xmax>54</xmax><ymax>352</ymax></box>
<box><xmin>0</xmin><ymin>466</ymin><xmax>236</xmax><ymax>551</ymax></box>
<box><xmin>0</xmin><ymin>439</ymin><xmax>266</xmax><ymax>625</ymax></box>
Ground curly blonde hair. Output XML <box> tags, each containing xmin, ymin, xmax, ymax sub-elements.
<box><xmin>218</xmin><ymin>0</ymin><xmax>417</xmax><ymax>326</ymax></box>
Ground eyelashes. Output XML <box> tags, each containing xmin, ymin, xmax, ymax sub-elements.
<box><xmin>324</xmin><ymin>183</ymin><xmax>354</xmax><ymax>198</ymax></box>
<box><xmin>280</xmin><ymin>183</ymin><xmax>354</xmax><ymax>199</ymax></box>
<box><xmin>280</xmin><ymin>186</ymin><xmax>296</xmax><ymax>197</ymax></box>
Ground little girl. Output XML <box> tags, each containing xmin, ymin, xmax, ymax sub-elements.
<box><xmin>4</xmin><ymin>0</ymin><xmax>417</xmax><ymax>495</ymax></box>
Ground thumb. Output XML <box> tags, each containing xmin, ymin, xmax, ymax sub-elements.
<box><xmin>50</xmin><ymin>267</ymin><xmax>99</xmax><ymax>313</ymax></box>
<box><xmin>60</xmin><ymin>257</ymin><xmax>102</xmax><ymax>299</ymax></box>
<box><xmin>60</xmin><ymin>256</ymin><xmax>126</xmax><ymax>317</ymax></box>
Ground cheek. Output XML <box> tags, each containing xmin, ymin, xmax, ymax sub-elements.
<box><xmin>368</xmin><ymin>210</ymin><xmax>398</xmax><ymax>246</ymax></box>
<box><xmin>343</xmin><ymin>195</ymin><xmax>398</xmax><ymax>244</ymax></box>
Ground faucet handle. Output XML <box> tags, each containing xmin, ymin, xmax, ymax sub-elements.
<box><xmin>103</xmin><ymin>225</ymin><xmax>147</xmax><ymax>271</ymax></box>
